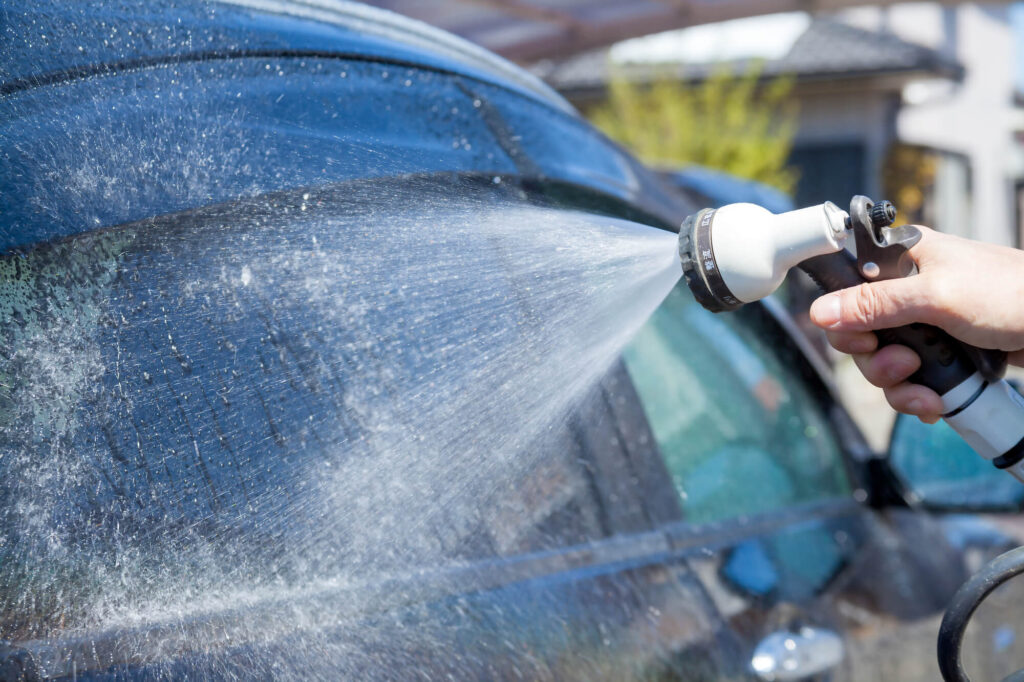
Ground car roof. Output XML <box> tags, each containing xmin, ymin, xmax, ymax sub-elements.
<box><xmin>1</xmin><ymin>0</ymin><xmax>573</xmax><ymax>114</ymax></box>
<box><xmin>662</xmin><ymin>166</ymin><xmax>794</xmax><ymax>214</ymax></box>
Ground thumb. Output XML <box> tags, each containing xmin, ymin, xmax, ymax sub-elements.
<box><xmin>809</xmin><ymin>278</ymin><xmax>926</xmax><ymax>332</ymax></box>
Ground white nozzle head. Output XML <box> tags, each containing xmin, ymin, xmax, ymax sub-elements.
<box><xmin>708</xmin><ymin>202</ymin><xmax>849</xmax><ymax>304</ymax></box>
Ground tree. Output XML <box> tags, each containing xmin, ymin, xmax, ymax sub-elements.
<box><xmin>587</xmin><ymin>64</ymin><xmax>799</xmax><ymax>194</ymax></box>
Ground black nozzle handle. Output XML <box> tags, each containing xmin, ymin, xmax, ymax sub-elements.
<box><xmin>798</xmin><ymin>251</ymin><xmax>989</xmax><ymax>395</ymax></box>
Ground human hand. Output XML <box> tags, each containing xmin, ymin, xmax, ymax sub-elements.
<box><xmin>808</xmin><ymin>226</ymin><xmax>1024</xmax><ymax>422</ymax></box>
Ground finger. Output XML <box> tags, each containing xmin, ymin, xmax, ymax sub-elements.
<box><xmin>1008</xmin><ymin>349</ymin><xmax>1024</xmax><ymax>368</ymax></box>
<box><xmin>851</xmin><ymin>344</ymin><xmax>921</xmax><ymax>389</ymax></box>
<box><xmin>825</xmin><ymin>329</ymin><xmax>877</xmax><ymax>355</ymax></box>
<box><xmin>883</xmin><ymin>382</ymin><xmax>944</xmax><ymax>417</ymax></box>
<box><xmin>809</xmin><ymin>277</ymin><xmax>930</xmax><ymax>333</ymax></box>
<box><xmin>904</xmin><ymin>224</ymin><xmax>942</xmax><ymax>267</ymax></box>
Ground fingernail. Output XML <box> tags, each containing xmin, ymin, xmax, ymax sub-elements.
<box><xmin>813</xmin><ymin>294</ymin><xmax>841</xmax><ymax>328</ymax></box>
<box><xmin>907</xmin><ymin>399</ymin><xmax>923</xmax><ymax>414</ymax></box>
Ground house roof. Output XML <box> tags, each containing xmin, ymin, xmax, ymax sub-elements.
<box><xmin>357</xmin><ymin>1</ymin><xmax>1000</xmax><ymax>64</ymax></box>
<box><xmin>532</xmin><ymin>16</ymin><xmax>964</xmax><ymax>94</ymax></box>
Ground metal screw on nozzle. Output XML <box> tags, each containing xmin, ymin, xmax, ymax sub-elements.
<box><xmin>870</xmin><ymin>200</ymin><xmax>897</xmax><ymax>228</ymax></box>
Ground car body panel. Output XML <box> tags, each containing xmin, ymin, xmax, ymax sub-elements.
<box><xmin>2</xmin><ymin>0</ymin><xmax>568</xmax><ymax>113</ymax></box>
<box><xmin>659</xmin><ymin>166</ymin><xmax>794</xmax><ymax>216</ymax></box>
<box><xmin>2</xmin><ymin>53</ymin><xmax>681</xmax><ymax>253</ymax></box>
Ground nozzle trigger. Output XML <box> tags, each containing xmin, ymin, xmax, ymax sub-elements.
<box><xmin>849</xmin><ymin>195</ymin><xmax>921</xmax><ymax>280</ymax></box>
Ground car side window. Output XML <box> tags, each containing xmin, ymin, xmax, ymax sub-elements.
<box><xmin>4</xmin><ymin>177</ymin><xmax>664</xmax><ymax>639</ymax></box>
<box><xmin>622</xmin><ymin>284</ymin><xmax>851</xmax><ymax>524</ymax></box>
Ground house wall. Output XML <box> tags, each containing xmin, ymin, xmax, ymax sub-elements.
<box><xmin>787</xmin><ymin>83</ymin><xmax>901</xmax><ymax>206</ymax></box>
<box><xmin>843</xmin><ymin>3</ymin><xmax>1024</xmax><ymax>245</ymax></box>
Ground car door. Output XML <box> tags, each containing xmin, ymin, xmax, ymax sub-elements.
<box><xmin>620</xmin><ymin>283</ymin><xmax>975</xmax><ymax>681</ymax></box>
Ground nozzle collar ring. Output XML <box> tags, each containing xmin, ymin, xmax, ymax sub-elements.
<box><xmin>679</xmin><ymin>208</ymin><xmax>743</xmax><ymax>313</ymax></box>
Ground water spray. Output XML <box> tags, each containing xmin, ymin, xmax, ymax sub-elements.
<box><xmin>678</xmin><ymin>195</ymin><xmax>1024</xmax><ymax>484</ymax></box>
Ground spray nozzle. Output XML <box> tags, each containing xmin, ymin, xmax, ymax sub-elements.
<box><xmin>678</xmin><ymin>200</ymin><xmax>850</xmax><ymax>312</ymax></box>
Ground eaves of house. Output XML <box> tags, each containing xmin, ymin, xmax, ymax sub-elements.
<box><xmin>533</xmin><ymin>17</ymin><xmax>964</xmax><ymax>104</ymax></box>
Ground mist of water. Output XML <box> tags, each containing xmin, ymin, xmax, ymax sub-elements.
<box><xmin>0</xmin><ymin>179</ymin><xmax>681</xmax><ymax>676</ymax></box>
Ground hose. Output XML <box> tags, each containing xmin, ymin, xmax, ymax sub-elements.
<box><xmin>938</xmin><ymin>545</ymin><xmax>1024</xmax><ymax>682</ymax></box>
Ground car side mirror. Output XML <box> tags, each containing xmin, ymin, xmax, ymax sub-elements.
<box><xmin>888</xmin><ymin>414</ymin><xmax>1024</xmax><ymax>512</ymax></box>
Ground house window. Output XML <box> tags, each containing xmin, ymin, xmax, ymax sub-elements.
<box><xmin>882</xmin><ymin>143</ymin><xmax>972</xmax><ymax>237</ymax></box>
<box><xmin>788</xmin><ymin>143</ymin><xmax>866</xmax><ymax>208</ymax></box>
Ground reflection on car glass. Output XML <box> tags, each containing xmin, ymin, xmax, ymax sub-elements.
<box><xmin>622</xmin><ymin>285</ymin><xmax>850</xmax><ymax>524</ymax></box>
<box><xmin>719</xmin><ymin>524</ymin><xmax>848</xmax><ymax>603</ymax></box>
<box><xmin>683</xmin><ymin>305</ymin><xmax>787</xmax><ymax>414</ymax></box>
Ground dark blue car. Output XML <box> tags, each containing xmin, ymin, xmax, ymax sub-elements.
<box><xmin>3</xmin><ymin>2</ymin><xmax>1024</xmax><ymax>680</ymax></box>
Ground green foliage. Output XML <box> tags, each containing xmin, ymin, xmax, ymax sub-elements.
<box><xmin>588</xmin><ymin>63</ymin><xmax>799</xmax><ymax>194</ymax></box>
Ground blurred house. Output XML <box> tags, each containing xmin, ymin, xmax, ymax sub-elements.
<box><xmin>841</xmin><ymin>5</ymin><xmax>1024</xmax><ymax>246</ymax></box>
<box><xmin>533</xmin><ymin>6</ymin><xmax>1024</xmax><ymax>246</ymax></box>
